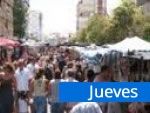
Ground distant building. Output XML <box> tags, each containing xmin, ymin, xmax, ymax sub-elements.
<box><xmin>76</xmin><ymin>0</ymin><xmax>96</xmax><ymax>32</ymax></box>
<box><xmin>76</xmin><ymin>0</ymin><xmax>120</xmax><ymax>32</ymax></box>
<box><xmin>136</xmin><ymin>0</ymin><xmax>150</xmax><ymax>16</ymax></box>
<box><xmin>143</xmin><ymin>1</ymin><xmax>150</xmax><ymax>16</ymax></box>
<box><xmin>46</xmin><ymin>33</ymin><xmax>69</xmax><ymax>46</ymax></box>
<box><xmin>26</xmin><ymin>10</ymin><xmax>42</xmax><ymax>40</ymax></box>
<box><xmin>96</xmin><ymin>0</ymin><xmax>107</xmax><ymax>15</ymax></box>
<box><xmin>135</xmin><ymin>0</ymin><xmax>150</xmax><ymax>15</ymax></box>
<box><xmin>136</xmin><ymin>0</ymin><xmax>147</xmax><ymax>6</ymax></box>
<box><xmin>0</xmin><ymin>0</ymin><xmax>14</xmax><ymax>38</ymax></box>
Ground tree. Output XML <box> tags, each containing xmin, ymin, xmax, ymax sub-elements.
<box><xmin>74</xmin><ymin>0</ymin><xmax>150</xmax><ymax>44</ymax></box>
<box><xmin>130</xmin><ymin>6</ymin><xmax>146</xmax><ymax>37</ymax></box>
<box><xmin>111</xmin><ymin>0</ymin><xmax>136</xmax><ymax>39</ymax></box>
<box><xmin>107</xmin><ymin>0</ymin><xmax>148</xmax><ymax>41</ymax></box>
<box><xmin>143</xmin><ymin>22</ymin><xmax>150</xmax><ymax>41</ymax></box>
<box><xmin>86</xmin><ymin>15</ymin><xmax>110</xmax><ymax>44</ymax></box>
<box><xmin>76</xmin><ymin>28</ymin><xmax>88</xmax><ymax>43</ymax></box>
<box><xmin>143</xmin><ymin>15</ymin><xmax>150</xmax><ymax>41</ymax></box>
<box><xmin>13</xmin><ymin>0</ymin><xmax>28</xmax><ymax>39</ymax></box>
<box><xmin>75</xmin><ymin>15</ymin><xmax>110</xmax><ymax>44</ymax></box>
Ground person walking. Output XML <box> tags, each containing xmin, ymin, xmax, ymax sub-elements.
<box><xmin>84</xmin><ymin>69</ymin><xmax>95</xmax><ymax>82</ymax></box>
<box><xmin>0</xmin><ymin>63</ymin><xmax>15</xmax><ymax>113</ymax></box>
<box><xmin>94</xmin><ymin>65</ymin><xmax>110</xmax><ymax>82</ymax></box>
<box><xmin>48</xmin><ymin>69</ymin><xmax>65</xmax><ymax>113</ymax></box>
<box><xmin>30</xmin><ymin>68</ymin><xmax>48</xmax><ymax>113</ymax></box>
<box><xmin>65</xmin><ymin>69</ymin><xmax>78</xmax><ymax>113</ymax></box>
<box><xmin>75</xmin><ymin>63</ymin><xmax>84</xmax><ymax>82</ymax></box>
<box><xmin>14</xmin><ymin>59</ymin><xmax>32</xmax><ymax>113</ymax></box>
<box><xmin>44</xmin><ymin>59</ymin><xmax>53</xmax><ymax>81</ymax></box>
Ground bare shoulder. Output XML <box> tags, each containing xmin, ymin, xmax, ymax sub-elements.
<box><xmin>94</xmin><ymin>74</ymin><xmax>104</xmax><ymax>82</ymax></box>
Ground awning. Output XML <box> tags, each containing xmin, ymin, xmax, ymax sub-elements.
<box><xmin>0</xmin><ymin>37</ymin><xmax>20</xmax><ymax>47</ymax></box>
<box><xmin>108</xmin><ymin>36</ymin><xmax>150</xmax><ymax>52</ymax></box>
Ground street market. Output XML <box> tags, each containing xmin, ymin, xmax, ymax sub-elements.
<box><xmin>0</xmin><ymin>36</ymin><xmax>150</xmax><ymax>113</ymax></box>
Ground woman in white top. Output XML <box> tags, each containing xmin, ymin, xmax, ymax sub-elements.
<box><xmin>48</xmin><ymin>69</ymin><xmax>65</xmax><ymax>113</ymax></box>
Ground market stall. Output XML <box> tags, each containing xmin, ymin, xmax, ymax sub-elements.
<box><xmin>127</xmin><ymin>52</ymin><xmax>150</xmax><ymax>81</ymax></box>
<box><xmin>107</xmin><ymin>36</ymin><xmax>150</xmax><ymax>52</ymax></box>
<box><xmin>0</xmin><ymin>37</ymin><xmax>20</xmax><ymax>62</ymax></box>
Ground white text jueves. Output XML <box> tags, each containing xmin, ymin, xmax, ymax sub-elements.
<box><xmin>88</xmin><ymin>85</ymin><xmax>138</xmax><ymax>101</ymax></box>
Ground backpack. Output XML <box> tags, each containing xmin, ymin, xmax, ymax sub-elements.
<box><xmin>44</xmin><ymin>65</ymin><xmax>53</xmax><ymax>80</ymax></box>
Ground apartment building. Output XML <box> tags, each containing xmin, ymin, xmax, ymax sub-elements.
<box><xmin>0</xmin><ymin>0</ymin><xmax>14</xmax><ymax>38</ymax></box>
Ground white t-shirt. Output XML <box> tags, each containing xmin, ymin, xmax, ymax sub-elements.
<box><xmin>70</xmin><ymin>102</ymin><xmax>102</xmax><ymax>113</ymax></box>
<box><xmin>26</xmin><ymin>63</ymin><xmax>35</xmax><ymax>78</ymax></box>
<box><xmin>15</xmin><ymin>68</ymin><xmax>31</xmax><ymax>91</ymax></box>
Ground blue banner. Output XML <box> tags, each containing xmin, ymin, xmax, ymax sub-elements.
<box><xmin>59</xmin><ymin>82</ymin><xmax>150</xmax><ymax>102</ymax></box>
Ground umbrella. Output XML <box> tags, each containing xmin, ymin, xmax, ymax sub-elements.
<box><xmin>0</xmin><ymin>37</ymin><xmax>20</xmax><ymax>47</ymax></box>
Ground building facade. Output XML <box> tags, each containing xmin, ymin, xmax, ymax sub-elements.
<box><xmin>26</xmin><ymin>10</ymin><xmax>42</xmax><ymax>40</ymax></box>
<box><xmin>96</xmin><ymin>0</ymin><xmax>107</xmax><ymax>15</ymax></box>
<box><xmin>0</xmin><ymin>0</ymin><xmax>14</xmax><ymax>38</ymax></box>
<box><xmin>136</xmin><ymin>0</ymin><xmax>150</xmax><ymax>16</ymax></box>
<box><xmin>136</xmin><ymin>0</ymin><xmax>147</xmax><ymax>6</ymax></box>
<box><xmin>76</xmin><ymin>0</ymin><xmax>123</xmax><ymax>32</ymax></box>
<box><xmin>76</xmin><ymin>0</ymin><xmax>96</xmax><ymax>32</ymax></box>
<box><xmin>76</xmin><ymin>0</ymin><xmax>109</xmax><ymax>32</ymax></box>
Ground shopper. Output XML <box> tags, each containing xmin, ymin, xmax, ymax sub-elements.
<box><xmin>30</xmin><ymin>68</ymin><xmax>48</xmax><ymax>113</ymax></box>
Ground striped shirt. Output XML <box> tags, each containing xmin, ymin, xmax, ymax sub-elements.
<box><xmin>49</xmin><ymin>79</ymin><xmax>65</xmax><ymax>103</ymax></box>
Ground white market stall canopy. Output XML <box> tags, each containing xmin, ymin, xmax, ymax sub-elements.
<box><xmin>72</xmin><ymin>45</ymin><xmax>111</xmax><ymax>57</ymax></box>
<box><xmin>108</xmin><ymin>36</ymin><xmax>150</xmax><ymax>52</ymax></box>
<box><xmin>22</xmin><ymin>39</ymin><xmax>47</xmax><ymax>47</ymax></box>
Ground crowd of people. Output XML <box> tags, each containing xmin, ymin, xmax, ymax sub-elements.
<box><xmin>0</xmin><ymin>47</ymin><xmax>150</xmax><ymax>113</ymax></box>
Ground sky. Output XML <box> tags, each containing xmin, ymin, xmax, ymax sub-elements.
<box><xmin>30</xmin><ymin>0</ymin><xmax>121</xmax><ymax>35</ymax></box>
<box><xmin>30</xmin><ymin>0</ymin><xmax>79</xmax><ymax>35</ymax></box>
<box><xmin>107</xmin><ymin>0</ymin><xmax>121</xmax><ymax>15</ymax></box>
